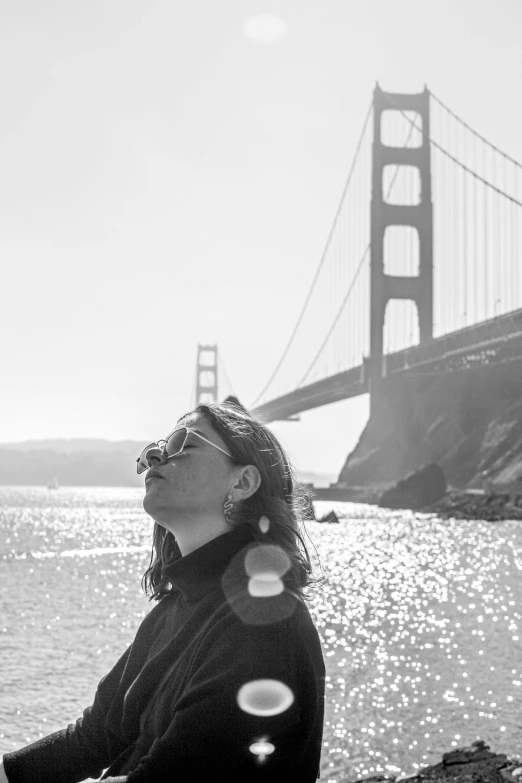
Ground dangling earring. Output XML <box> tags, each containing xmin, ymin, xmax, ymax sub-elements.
<box><xmin>223</xmin><ymin>492</ymin><xmax>234</xmax><ymax>523</ymax></box>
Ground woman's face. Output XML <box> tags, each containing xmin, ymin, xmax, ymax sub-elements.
<box><xmin>142</xmin><ymin>412</ymin><xmax>237</xmax><ymax>528</ymax></box>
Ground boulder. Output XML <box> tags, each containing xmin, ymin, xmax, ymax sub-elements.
<box><xmin>379</xmin><ymin>463</ymin><xmax>447</xmax><ymax>510</ymax></box>
<box><xmin>317</xmin><ymin>510</ymin><xmax>340</xmax><ymax>524</ymax></box>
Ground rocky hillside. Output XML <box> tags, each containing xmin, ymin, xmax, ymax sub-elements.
<box><xmin>337</xmin><ymin>358</ymin><xmax>522</xmax><ymax>489</ymax></box>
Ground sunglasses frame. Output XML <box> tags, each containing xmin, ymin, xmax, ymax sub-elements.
<box><xmin>137</xmin><ymin>426</ymin><xmax>234</xmax><ymax>474</ymax></box>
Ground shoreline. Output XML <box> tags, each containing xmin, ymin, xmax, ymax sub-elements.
<box><xmin>310</xmin><ymin>485</ymin><xmax>522</xmax><ymax>522</ymax></box>
<box><xmin>422</xmin><ymin>488</ymin><xmax>522</xmax><ymax>522</ymax></box>
<box><xmin>340</xmin><ymin>740</ymin><xmax>521</xmax><ymax>783</ymax></box>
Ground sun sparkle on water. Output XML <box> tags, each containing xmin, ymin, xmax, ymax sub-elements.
<box><xmin>0</xmin><ymin>488</ymin><xmax>521</xmax><ymax>779</ymax></box>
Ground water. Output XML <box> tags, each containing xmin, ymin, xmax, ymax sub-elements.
<box><xmin>1</xmin><ymin>487</ymin><xmax>521</xmax><ymax>782</ymax></box>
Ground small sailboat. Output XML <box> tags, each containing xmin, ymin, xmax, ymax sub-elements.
<box><xmin>47</xmin><ymin>476</ymin><xmax>59</xmax><ymax>490</ymax></box>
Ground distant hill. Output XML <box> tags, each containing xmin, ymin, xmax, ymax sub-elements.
<box><xmin>294</xmin><ymin>470</ymin><xmax>337</xmax><ymax>487</ymax></box>
<box><xmin>0</xmin><ymin>438</ymin><xmax>145</xmax><ymax>454</ymax></box>
<box><xmin>0</xmin><ymin>439</ymin><xmax>337</xmax><ymax>488</ymax></box>
<box><xmin>0</xmin><ymin>443</ymin><xmax>144</xmax><ymax>487</ymax></box>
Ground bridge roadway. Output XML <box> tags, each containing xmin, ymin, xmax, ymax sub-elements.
<box><xmin>251</xmin><ymin>307</ymin><xmax>522</xmax><ymax>423</ymax></box>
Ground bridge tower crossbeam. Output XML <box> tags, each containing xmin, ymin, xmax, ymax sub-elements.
<box><xmin>368</xmin><ymin>84</ymin><xmax>433</xmax><ymax>411</ymax></box>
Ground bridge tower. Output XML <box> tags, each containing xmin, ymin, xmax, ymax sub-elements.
<box><xmin>369</xmin><ymin>84</ymin><xmax>433</xmax><ymax>410</ymax></box>
<box><xmin>195</xmin><ymin>344</ymin><xmax>218</xmax><ymax>405</ymax></box>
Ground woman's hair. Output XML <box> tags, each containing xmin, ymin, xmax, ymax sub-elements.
<box><xmin>141</xmin><ymin>400</ymin><xmax>321</xmax><ymax>601</ymax></box>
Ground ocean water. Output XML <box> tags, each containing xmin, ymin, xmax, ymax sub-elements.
<box><xmin>0</xmin><ymin>486</ymin><xmax>521</xmax><ymax>782</ymax></box>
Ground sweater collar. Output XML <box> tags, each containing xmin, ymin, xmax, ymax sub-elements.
<box><xmin>162</xmin><ymin>524</ymin><xmax>257</xmax><ymax>603</ymax></box>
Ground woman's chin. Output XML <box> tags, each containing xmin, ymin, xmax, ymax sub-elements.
<box><xmin>143</xmin><ymin>491</ymin><xmax>173</xmax><ymax>524</ymax></box>
<box><xmin>142</xmin><ymin>490</ymin><xmax>159</xmax><ymax>517</ymax></box>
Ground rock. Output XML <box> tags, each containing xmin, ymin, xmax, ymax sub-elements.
<box><xmin>443</xmin><ymin>739</ymin><xmax>495</xmax><ymax>765</ymax></box>
<box><xmin>337</xmin><ymin>361</ymin><xmax>522</xmax><ymax>491</ymax></box>
<box><xmin>422</xmin><ymin>488</ymin><xmax>522</xmax><ymax>521</ymax></box>
<box><xmin>357</xmin><ymin>777</ymin><xmax>395</xmax><ymax>783</ymax></box>
<box><xmin>501</xmin><ymin>768</ymin><xmax>522</xmax><ymax>783</ymax></box>
<box><xmin>340</xmin><ymin>739</ymin><xmax>521</xmax><ymax>783</ymax></box>
<box><xmin>379</xmin><ymin>463</ymin><xmax>447</xmax><ymax>510</ymax></box>
<box><xmin>318</xmin><ymin>510</ymin><xmax>340</xmax><ymax>524</ymax></box>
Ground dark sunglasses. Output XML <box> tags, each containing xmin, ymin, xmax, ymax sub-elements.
<box><xmin>136</xmin><ymin>426</ymin><xmax>234</xmax><ymax>475</ymax></box>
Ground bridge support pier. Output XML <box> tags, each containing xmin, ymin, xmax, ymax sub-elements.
<box><xmin>369</xmin><ymin>84</ymin><xmax>433</xmax><ymax>412</ymax></box>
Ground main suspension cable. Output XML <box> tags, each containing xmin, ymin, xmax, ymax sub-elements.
<box><xmin>250</xmin><ymin>98</ymin><xmax>373</xmax><ymax>407</ymax></box>
<box><xmin>430</xmin><ymin>90</ymin><xmax>522</xmax><ymax>171</ymax></box>
<box><xmin>384</xmin><ymin>93</ymin><xmax>522</xmax><ymax>208</ymax></box>
<box><xmin>298</xmin><ymin>117</ymin><xmax>417</xmax><ymax>386</ymax></box>
<box><xmin>298</xmin><ymin>245</ymin><xmax>370</xmax><ymax>386</ymax></box>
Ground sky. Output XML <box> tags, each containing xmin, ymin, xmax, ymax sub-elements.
<box><xmin>1</xmin><ymin>0</ymin><xmax>521</xmax><ymax>479</ymax></box>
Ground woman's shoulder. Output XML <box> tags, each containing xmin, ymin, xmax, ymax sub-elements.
<box><xmin>199</xmin><ymin>590</ymin><xmax>325</xmax><ymax>683</ymax></box>
<box><xmin>198</xmin><ymin>584</ymin><xmax>321</xmax><ymax>655</ymax></box>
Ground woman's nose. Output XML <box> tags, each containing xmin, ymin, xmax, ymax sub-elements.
<box><xmin>145</xmin><ymin>447</ymin><xmax>164</xmax><ymax>466</ymax></box>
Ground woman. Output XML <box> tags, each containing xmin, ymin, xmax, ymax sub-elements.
<box><xmin>1</xmin><ymin>402</ymin><xmax>325</xmax><ymax>782</ymax></box>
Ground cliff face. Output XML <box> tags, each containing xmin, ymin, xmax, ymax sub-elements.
<box><xmin>337</xmin><ymin>359</ymin><xmax>522</xmax><ymax>489</ymax></box>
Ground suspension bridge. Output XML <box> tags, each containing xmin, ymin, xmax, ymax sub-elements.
<box><xmin>196</xmin><ymin>84</ymin><xmax>522</xmax><ymax>422</ymax></box>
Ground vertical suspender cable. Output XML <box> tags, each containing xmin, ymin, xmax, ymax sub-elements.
<box><xmin>497</xmin><ymin>154</ymin><xmax>501</xmax><ymax>314</ymax></box>
<box><xmin>445</xmin><ymin>102</ymin><xmax>450</xmax><ymax>332</ymax></box>
<box><xmin>483</xmin><ymin>142</ymin><xmax>488</xmax><ymax>319</ymax></box>
<box><xmin>511</xmin><ymin>167</ymin><xmax>521</xmax><ymax>308</ymax></box>
<box><xmin>353</xmin><ymin>147</ymin><xmax>359</xmax><ymax>367</ymax></box>
<box><xmin>474</xmin><ymin>133</ymin><xmax>479</xmax><ymax>324</ymax></box>
<box><xmin>453</xmin><ymin>106</ymin><xmax>458</xmax><ymax>331</ymax></box>
<box><xmin>445</xmin><ymin>104</ymin><xmax>450</xmax><ymax>332</ymax></box>
<box><xmin>493</xmin><ymin>151</ymin><xmax>497</xmax><ymax>316</ymax></box>
<box><xmin>462</xmin><ymin>120</ymin><xmax>468</xmax><ymax>325</ymax></box>
<box><xmin>507</xmin><ymin>156</ymin><xmax>511</xmax><ymax>310</ymax></box>
<box><xmin>407</xmin><ymin>151</ymin><xmax>411</xmax><ymax>346</ymax></box>
<box><xmin>503</xmin><ymin>155</ymin><xmax>508</xmax><ymax>311</ymax></box>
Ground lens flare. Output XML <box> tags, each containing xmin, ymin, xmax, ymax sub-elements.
<box><xmin>248</xmin><ymin>574</ymin><xmax>284</xmax><ymax>597</ymax></box>
<box><xmin>237</xmin><ymin>679</ymin><xmax>294</xmax><ymax>716</ymax></box>
<box><xmin>249</xmin><ymin>739</ymin><xmax>275</xmax><ymax>762</ymax></box>
<box><xmin>258</xmin><ymin>516</ymin><xmax>270</xmax><ymax>533</ymax></box>
<box><xmin>245</xmin><ymin>545</ymin><xmax>289</xmax><ymax>597</ymax></box>
<box><xmin>221</xmin><ymin>543</ymin><xmax>298</xmax><ymax>624</ymax></box>
<box><xmin>244</xmin><ymin>544</ymin><xmax>291</xmax><ymax>578</ymax></box>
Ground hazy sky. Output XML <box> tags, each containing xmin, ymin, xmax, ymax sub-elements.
<box><xmin>1</xmin><ymin>0</ymin><xmax>521</xmax><ymax>477</ymax></box>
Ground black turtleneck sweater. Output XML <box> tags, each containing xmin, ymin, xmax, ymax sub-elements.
<box><xmin>3</xmin><ymin>525</ymin><xmax>325</xmax><ymax>782</ymax></box>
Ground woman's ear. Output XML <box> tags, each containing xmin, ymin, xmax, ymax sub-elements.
<box><xmin>232</xmin><ymin>465</ymin><xmax>261</xmax><ymax>501</ymax></box>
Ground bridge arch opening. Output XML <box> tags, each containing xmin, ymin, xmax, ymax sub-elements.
<box><xmin>382</xmin><ymin>299</ymin><xmax>420</xmax><ymax>355</ymax></box>
<box><xmin>198</xmin><ymin>393</ymin><xmax>216</xmax><ymax>404</ymax></box>
<box><xmin>384</xmin><ymin>225</ymin><xmax>419</xmax><ymax>277</ymax></box>
<box><xmin>198</xmin><ymin>350</ymin><xmax>217</xmax><ymax>367</ymax></box>
<box><xmin>380</xmin><ymin>110</ymin><xmax>423</xmax><ymax>148</ymax></box>
<box><xmin>382</xmin><ymin>164</ymin><xmax>421</xmax><ymax>206</ymax></box>
<box><xmin>198</xmin><ymin>370</ymin><xmax>216</xmax><ymax>388</ymax></box>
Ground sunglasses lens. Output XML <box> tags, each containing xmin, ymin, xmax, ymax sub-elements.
<box><xmin>137</xmin><ymin>443</ymin><xmax>161</xmax><ymax>474</ymax></box>
<box><xmin>165</xmin><ymin>427</ymin><xmax>188</xmax><ymax>457</ymax></box>
<box><xmin>137</xmin><ymin>428</ymin><xmax>190</xmax><ymax>475</ymax></box>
